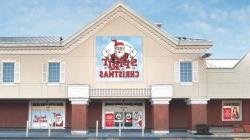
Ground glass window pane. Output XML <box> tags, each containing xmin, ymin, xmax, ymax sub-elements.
<box><xmin>48</xmin><ymin>62</ymin><xmax>60</xmax><ymax>83</ymax></box>
<box><xmin>3</xmin><ymin>62</ymin><xmax>15</xmax><ymax>83</ymax></box>
<box><xmin>180</xmin><ymin>62</ymin><xmax>192</xmax><ymax>82</ymax></box>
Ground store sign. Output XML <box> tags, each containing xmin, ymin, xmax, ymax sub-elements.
<box><xmin>105</xmin><ymin>112</ymin><xmax>115</xmax><ymax>127</ymax></box>
<box><xmin>96</xmin><ymin>36</ymin><xmax>143</xmax><ymax>81</ymax></box>
<box><xmin>222</xmin><ymin>101</ymin><xmax>241</xmax><ymax>121</ymax></box>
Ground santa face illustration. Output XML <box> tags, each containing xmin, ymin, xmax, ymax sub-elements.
<box><xmin>114</xmin><ymin>41</ymin><xmax>126</xmax><ymax>59</ymax></box>
<box><xmin>52</xmin><ymin>113</ymin><xmax>63</xmax><ymax>127</ymax></box>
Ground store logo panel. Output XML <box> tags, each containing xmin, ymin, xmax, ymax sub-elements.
<box><xmin>96</xmin><ymin>36</ymin><xmax>143</xmax><ymax>81</ymax></box>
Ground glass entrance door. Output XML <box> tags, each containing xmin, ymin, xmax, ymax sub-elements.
<box><xmin>103</xmin><ymin>100</ymin><xmax>145</xmax><ymax>129</ymax></box>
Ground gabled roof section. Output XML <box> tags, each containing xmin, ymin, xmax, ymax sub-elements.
<box><xmin>63</xmin><ymin>2</ymin><xmax>212</xmax><ymax>50</ymax></box>
<box><xmin>0</xmin><ymin>37</ymin><xmax>63</xmax><ymax>47</ymax></box>
<box><xmin>206</xmin><ymin>59</ymin><xmax>240</xmax><ymax>69</ymax></box>
<box><xmin>0</xmin><ymin>2</ymin><xmax>212</xmax><ymax>54</ymax></box>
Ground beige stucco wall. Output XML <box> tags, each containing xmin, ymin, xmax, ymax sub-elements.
<box><xmin>207</xmin><ymin>54</ymin><xmax>250</xmax><ymax>98</ymax></box>
<box><xmin>0</xmin><ymin>16</ymin><xmax>208</xmax><ymax>99</ymax></box>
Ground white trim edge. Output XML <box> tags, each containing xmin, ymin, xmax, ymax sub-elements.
<box><xmin>71</xmin><ymin>130</ymin><xmax>88</xmax><ymax>135</ymax></box>
<box><xmin>150</xmin><ymin>98</ymin><xmax>171</xmax><ymax>105</ymax></box>
<box><xmin>69</xmin><ymin>99</ymin><xmax>89</xmax><ymax>105</ymax></box>
<box><xmin>186</xmin><ymin>98</ymin><xmax>210</xmax><ymax>105</ymax></box>
<box><xmin>151</xmin><ymin>130</ymin><xmax>169</xmax><ymax>134</ymax></box>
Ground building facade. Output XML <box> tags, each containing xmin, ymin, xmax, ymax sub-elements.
<box><xmin>0</xmin><ymin>3</ymin><xmax>250</xmax><ymax>135</ymax></box>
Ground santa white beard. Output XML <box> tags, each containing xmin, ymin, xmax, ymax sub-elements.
<box><xmin>115</xmin><ymin>51</ymin><xmax>125</xmax><ymax>58</ymax></box>
<box><xmin>56</xmin><ymin>119</ymin><xmax>63</xmax><ymax>125</ymax></box>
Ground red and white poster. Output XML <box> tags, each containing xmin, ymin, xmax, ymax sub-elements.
<box><xmin>133</xmin><ymin>111</ymin><xmax>143</xmax><ymax>128</ymax></box>
<box><xmin>96</xmin><ymin>36</ymin><xmax>143</xmax><ymax>81</ymax></box>
<box><xmin>125</xmin><ymin>112</ymin><xmax>132</xmax><ymax>127</ymax></box>
<box><xmin>105</xmin><ymin>112</ymin><xmax>115</xmax><ymax>127</ymax></box>
<box><xmin>222</xmin><ymin>101</ymin><xmax>241</xmax><ymax>121</ymax></box>
<box><xmin>223</xmin><ymin>108</ymin><xmax>231</xmax><ymax>120</ymax></box>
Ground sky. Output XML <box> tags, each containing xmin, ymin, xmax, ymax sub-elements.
<box><xmin>0</xmin><ymin>0</ymin><xmax>249</xmax><ymax>58</ymax></box>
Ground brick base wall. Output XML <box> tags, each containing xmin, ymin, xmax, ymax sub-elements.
<box><xmin>0</xmin><ymin>100</ymin><xmax>29</xmax><ymax>128</ymax></box>
<box><xmin>151</xmin><ymin>104</ymin><xmax>169</xmax><ymax>131</ymax></box>
<box><xmin>88</xmin><ymin>101</ymin><xmax>102</xmax><ymax>129</ymax></box>
<box><xmin>169</xmin><ymin>99</ymin><xmax>188</xmax><ymax>129</ymax></box>
<box><xmin>207</xmin><ymin>99</ymin><xmax>250</xmax><ymax>126</ymax></box>
<box><xmin>71</xmin><ymin>104</ymin><xmax>88</xmax><ymax>131</ymax></box>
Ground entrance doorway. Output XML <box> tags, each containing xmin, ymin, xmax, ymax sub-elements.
<box><xmin>102</xmin><ymin>100</ymin><xmax>145</xmax><ymax>129</ymax></box>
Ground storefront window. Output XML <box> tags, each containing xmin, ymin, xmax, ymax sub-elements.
<box><xmin>103</xmin><ymin>101</ymin><xmax>144</xmax><ymax>129</ymax></box>
<box><xmin>222</xmin><ymin>100</ymin><xmax>242</xmax><ymax>121</ymax></box>
<box><xmin>31</xmin><ymin>101</ymin><xmax>65</xmax><ymax>129</ymax></box>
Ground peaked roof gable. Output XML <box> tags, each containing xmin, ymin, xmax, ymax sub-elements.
<box><xmin>62</xmin><ymin>2</ymin><xmax>212</xmax><ymax>53</ymax></box>
<box><xmin>0</xmin><ymin>2</ymin><xmax>212</xmax><ymax>54</ymax></box>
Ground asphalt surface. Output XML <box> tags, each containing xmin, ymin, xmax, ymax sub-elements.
<box><xmin>1</xmin><ymin>129</ymin><xmax>250</xmax><ymax>140</ymax></box>
<box><xmin>0</xmin><ymin>138</ymin><xmax>237</xmax><ymax>140</ymax></box>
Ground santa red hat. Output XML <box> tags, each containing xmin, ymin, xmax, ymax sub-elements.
<box><xmin>54</xmin><ymin>113</ymin><xmax>62</xmax><ymax>118</ymax></box>
<box><xmin>112</xmin><ymin>40</ymin><xmax>124</xmax><ymax>47</ymax></box>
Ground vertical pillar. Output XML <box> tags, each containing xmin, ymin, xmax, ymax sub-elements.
<box><xmin>151</xmin><ymin>98</ymin><xmax>171</xmax><ymax>134</ymax></box>
<box><xmin>70</xmin><ymin>99</ymin><xmax>89</xmax><ymax>135</ymax></box>
<box><xmin>186</xmin><ymin>98</ymin><xmax>209</xmax><ymax>133</ymax></box>
<box><xmin>151</xmin><ymin>85</ymin><xmax>173</xmax><ymax>134</ymax></box>
<box><xmin>68</xmin><ymin>85</ymin><xmax>89</xmax><ymax>135</ymax></box>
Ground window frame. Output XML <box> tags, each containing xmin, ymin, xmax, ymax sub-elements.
<box><xmin>1</xmin><ymin>60</ymin><xmax>15</xmax><ymax>86</ymax></box>
<box><xmin>47</xmin><ymin>60</ymin><xmax>61</xmax><ymax>86</ymax></box>
<box><xmin>179</xmin><ymin>60</ymin><xmax>193</xmax><ymax>85</ymax></box>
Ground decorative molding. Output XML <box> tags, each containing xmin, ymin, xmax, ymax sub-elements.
<box><xmin>68</xmin><ymin>85</ymin><xmax>89</xmax><ymax>99</ymax></box>
<box><xmin>150</xmin><ymin>98</ymin><xmax>171</xmax><ymax>105</ymax></box>
<box><xmin>69</xmin><ymin>98</ymin><xmax>89</xmax><ymax>105</ymax></box>
<box><xmin>186</xmin><ymin>98</ymin><xmax>210</xmax><ymax>105</ymax></box>
<box><xmin>89</xmin><ymin>88</ymin><xmax>151</xmax><ymax>99</ymax></box>
<box><xmin>68</xmin><ymin>85</ymin><xmax>89</xmax><ymax>104</ymax></box>
<box><xmin>151</xmin><ymin>85</ymin><xmax>173</xmax><ymax>98</ymax></box>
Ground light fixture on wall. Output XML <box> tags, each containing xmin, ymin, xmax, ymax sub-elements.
<box><xmin>201</xmin><ymin>53</ymin><xmax>212</xmax><ymax>58</ymax></box>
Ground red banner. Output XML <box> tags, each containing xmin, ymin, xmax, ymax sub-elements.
<box><xmin>105</xmin><ymin>113</ymin><xmax>114</xmax><ymax>127</ymax></box>
<box><xmin>223</xmin><ymin>108</ymin><xmax>231</xmax><ymax>120</ymax></box>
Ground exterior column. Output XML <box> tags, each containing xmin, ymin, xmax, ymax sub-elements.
<box><xmin>70</xmin><ymin>99</ymin><xmax>89</xmax><ymax>135</ymax></box>
<box><xmin>186</xmin><ymin>98</ymin><xmax>209</xmax><ymax>133</ymax></box>
<box><xmin>68</xmin><ymin>85</ymin><xmax>89</xmax><ymax>135</ymax></box>
<box><xmin>151</xmin><ymin>98</ymin><xmax>171</xmax><ymax>134</ymax></box>
<box><xmin>151</xmin><ymin>85</ymin><xmax>173</xmax><ymax>134</ymax></box>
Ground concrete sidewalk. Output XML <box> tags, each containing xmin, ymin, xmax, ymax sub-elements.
<box><xmin>0</xmin><ymin>129</ymin><xmax>250</xmax><ymax>139</ymax></box>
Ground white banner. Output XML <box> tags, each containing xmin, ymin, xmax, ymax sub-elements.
<box><xmin>96</xmin><ymin>36</ymin><xmax>143</xmax><ymax>81</ymax></box>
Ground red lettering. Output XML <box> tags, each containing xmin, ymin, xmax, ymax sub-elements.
<box><xmin>123</xmin><ymin>61</ymin><xmax>130</xmax><ymax>69</ymax></box>
<box><xmin>109</xmin><ymin>71</ymin><xmax>114</xmax><ymax>78</ymax></box>
<box><xmin>104</xmin><ymin>71</ymin><xmax>109</xmax><ymax>78</ymax></box>
<box><xmin>130</xmin><ymin>59</ymin><xmax>137</xmax><ymax>67</ymax></box>
<box><xmin>134</xmin><ymin>71</ymin><xmax>139</xmax><ymax>77</ymax></box>
<box><xmin>100</xmin><ymin>71</ymin><xmax>104</xmax><ymax>78</ymax></box>
<box><xmin>102</xmin><ymin>58</ymin><xmax>108</xmax><ymax>66</ymax></box>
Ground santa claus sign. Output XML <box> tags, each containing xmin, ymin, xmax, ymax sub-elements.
<box><xmin>96</xmin><ymin>36</ymin><xmax>143</xmax><ymax>81</ymax></box>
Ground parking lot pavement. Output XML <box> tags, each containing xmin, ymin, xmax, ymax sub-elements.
<box><xmin>0</xmin><ymin>129</ymin><xmax>250</xmax><ymax>140</ymax></box>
